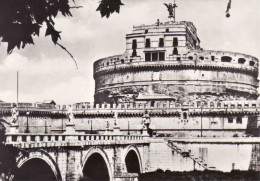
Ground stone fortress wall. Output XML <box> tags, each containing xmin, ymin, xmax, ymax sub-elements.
<box><xmin>1</xmin><ymin>100</ymin><xmax>260</xmax><ymax>137</ymax></box>
<box><xmin>94</xmin><ymin>50</ymin><xmax>259</xmax><ymax>104</ymax></box>
<box><xmin>93</xmin><ymin>20</ymin><xmax>259</xmax><ymax>104</ymax></box>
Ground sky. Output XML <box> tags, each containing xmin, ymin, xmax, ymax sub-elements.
<box><xmin>0</xmin><ymin>0</ymin><xmax>259</xmax><ymax>104</ymax></box>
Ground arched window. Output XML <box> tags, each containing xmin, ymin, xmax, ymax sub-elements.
<box><xmin>249</xmin><ymin>61</ymin><xmax>255</xmax><ymax>66</ymax></box>
<box><xmin>238</xmin><ymin>58</ymin><xmax>246</xmax><ymax>64</ymax></box>
<box><xmin>221</xmin><ymin>56</ymin><xmax>232</xmax><ymax>62</ymax></box>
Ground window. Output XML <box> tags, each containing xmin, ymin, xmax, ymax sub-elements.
<box><xmin>238</xmin><ymin>58</ymin><xmax>246</xmax><ymax>64</ymax></box>
<box><xmin>188</xmin><ymin>56</ymin><xmax>193</xmax><ymax>60</ymax></box>
<box><xmin>199</xmin><ymin>56</ymin><xmax>204</xmax><ymax>60</ymax></box>
<box><xmin>249</xmin><ymin>61</ymin><xmax>255</xmax><ymax>66</ymax></box>
<box><xmin>132</xmin><ymin>39</ymin><xmax>137</xmax><ymax>49</ymax></box>
<box><xmin>183</xmin><ymin>112</ymin><xmax>188</xmax><ymax>119</ymax></box>
<box><xmin>173</xmin><ymin>37</ymin><xmax>178</xmax><ymax>47</ymax></box>
<box><xmin>173</xmin><ymin>48</ymin><xmax>178</xmax><ymax>55</ymax></box>
<box><xmin>159</xmin><ymin>52</ymin><xmax>165</xmax><ymax>61</ymax></box>
<box><xmin>152</xmin><ymin>52</ymin><xmax>158</xmax><ymax>61</ymax></box>
<box><xmin>236</xmin><ymin>117</ymin><xmax>242</xmax><ymax>124</ymax></box>
<box><xmin>146</xmin><ymin>52</ymin><xmax>165</xmax><ymax>61</ymax></box>
<box><xmin>145</xmin><ymin>30</ymin><xmax>148</xmax><ymax>34</ymax></box>
<box><xmin>211</xmin><ymin>56</ymin><xmax>215</xmax><ymax>61</ymax></box>
<box><xmin>121</xmin><ymin>59</ymin><xmax>124</xmax><ymax>63</ymax></box>
<box><xmin>151</xmin><ymin>101</ymin><xmax>155</xmax><ymax>107</ymax></box>
<box><xmin>221</xmin><ymin>56</ymin><xmax>232</xmax><ymax>62</ymax></box>
<box><xmin>166</xmin><ymin>28</ymin><xmax>169</xmax><ymax>33</ymax></box>
<box><xmin>132</xmin><ymin>49</ymin><xmax>137</xmax><ymax>57</ymax></box>
<box><xmin>177</xmin><ymin>57</ymin><xmax>181</xmax><ymax>61</ymax></box>
<box><xmin>145</xmin><ymin>39</ymin><xmax>150</xmax><ymax>48</ymax></box>
<box><xmin>145</xmin><ymin>53</ymin><xmax>151</xmax><ymax>61</ymax></box>
<box><xmin>228</xmin><ymin>117</ymin><xmax>233</xmax><ymax>123</ymax></box>
<box><xmin>159</xmin><ymin>38</ymin><xmax>164</xmax><ymax>47</ymax></box>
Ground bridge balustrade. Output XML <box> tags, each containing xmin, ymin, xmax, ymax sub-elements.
<box><xmin>5</xmin><ymin>133</ymin><xmax>144</xmax><ymax>146</ymax></box>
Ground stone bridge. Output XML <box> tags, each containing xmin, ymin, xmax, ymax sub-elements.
<box><xmin>5</xmin><ymin>132</ymin><xmax>150</xmax><ymax>181</ymax></box>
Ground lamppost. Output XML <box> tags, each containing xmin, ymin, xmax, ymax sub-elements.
<box><xmin>61</xmin><ymin>110</ymin><xmax>64</xmax><ymax>133</ymax></box>
<box><xmin>127</xmin><ymin>120</ymin><xmax>130</xmax><ymax>135</ymax></box>
<box><xmin>25</xmin><ymin>110</ymin><xmax>30</xmax><ymax>133</ymax></box>
<box><xmin>200</xmin><ymin>102</ymin><xmax>204</xmax><ymax>137</ymax></box>
<box><xmin>45</xmin><ymin>118</ymin><xmax>47</xmax><ymax>134</ymax></box>
<box><xmin>90</xmin><ymin>120</ymin><xmax>93</xmax><ymax>134</ymax></box>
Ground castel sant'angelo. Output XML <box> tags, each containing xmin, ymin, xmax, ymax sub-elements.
<box><xmin>1</xmin><ymin>2</ymin><xmax>260</xmax><ymax>138</ymax></box>
<box><xmin>91</xmin><ymin>2</ymin><xmax>259</xmax><ymax>137</ymax></box>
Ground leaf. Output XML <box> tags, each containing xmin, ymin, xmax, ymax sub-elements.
<box><xmin>96</xmin><ymin>0</ymin><xmax>124</xmax><ymax>18</ymax></box>
<box><xmin>45</xmin><ymin>22</ymin><xmax>61</xmax><ymax>44</ymax></box>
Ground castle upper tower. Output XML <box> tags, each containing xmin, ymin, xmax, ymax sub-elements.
<box><xmin>93</xmin><ymin>3</ymin><xmax>259</xmax><ymax>105</ymax></box>
<box><xmin>125</xmin><ymin>20</ymin><xmax>200</xmax><ymax>63</ymax></box>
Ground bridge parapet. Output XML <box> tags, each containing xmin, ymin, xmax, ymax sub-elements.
<box><xmin>5</xmin><ymin>133</ymin><xmax>147</xmax><ymax>148</ymax></box>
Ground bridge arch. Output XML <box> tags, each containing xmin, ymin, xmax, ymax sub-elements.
<box><xmin>16</xmin><ymin>150</ymin><xmax>62</xmax><ymax>181</ymax></box>
<box><xmin>124</xmin><ymin>145</ymin><xmax>143</xmax><ymax>173</ymax></box>
<box><xmin>82</xmin><ymin>147</ymin><xmax>112</xmax><ymax>181</ymax></box>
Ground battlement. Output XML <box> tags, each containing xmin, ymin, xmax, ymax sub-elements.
<box><xmin>131</xmin><ymin>21</ymin><xmax>197</xmax><ymax>35</ymax></box>
<box><xmin>1</xmin><ymin>100</ymin><xmax>260</xmax><ymax>114</ymax></box>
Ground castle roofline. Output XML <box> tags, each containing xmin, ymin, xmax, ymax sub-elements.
<box><xmin>132</xmin><ymin>21</ymin><xmax>197</xmax><ymax>34</ymax></box>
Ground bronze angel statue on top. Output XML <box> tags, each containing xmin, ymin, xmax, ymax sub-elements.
<box><xmin>164</xmin><ymin>2</ymin><xmax>177</xmax><ymax>17</ymax></box>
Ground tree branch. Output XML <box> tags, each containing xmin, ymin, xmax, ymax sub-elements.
<box><xmin>57</xmin><ymin>43</ymin><xmax>78</xmax><ymax>69</ymax></box>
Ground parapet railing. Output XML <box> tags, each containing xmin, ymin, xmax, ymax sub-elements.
<box><xmin>93</xmin><ymin>50</ymin><xmax>258</xmax><ymax>72</ymax></box>
<box><xmin>5</xmin><ymin>133</ymin><xmax>144</xmax><ymax>145</ymax></box>
<box><xmin>167</xmin><ymin>141</ymin><xmax>215</xmax><ymax>170</ymax></box>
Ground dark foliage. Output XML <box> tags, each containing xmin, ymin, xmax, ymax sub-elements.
<box><xmin>96</xmin><ymin>0</ymin><xmax>124</xmax><ymax>18</ymax></box>
<box><xmin>139</xmin><ymin>169</ymin><xmax>260</xmax><ymax>181</ymax></box>
<box><xmin>0</xmin><ymin>144</ymin><xmax>19</xmax><ymax>180</ymax></box>
<box><xmin>0</xmin><ymin>0</ymin><xmax>123</xmax><ymax>54</ymax></box>
<box><xmin>0</xmin><ymin>0</ymin><xmax>72</xmax><ymax>54</ymax></box>
<box><xmin>0</xmin><ymin>123</ymin><xmax>19</xmax><ymax>180</ymax></box>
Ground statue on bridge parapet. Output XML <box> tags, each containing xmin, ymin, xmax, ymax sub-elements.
<box><xmin>11</xmin><ymin>104</ymin><xmax>19</xmax><ymax>124</ymax></box>
<box><xmin>67</xmin><ymin>105</ymin><xmax>74</xmax><ymax>123</ymax></box>
<box><xmin>113</xmin><ymin>111</ymin><xmax>121</xmax><ymax>135</ymax></box>
<box><xmin>114</xmin><ymin>111</ymin><xmax>118</xmax><ymax>127</ymax></box>
<box><xmin>9</xmin><ymin>104</ymin><xmax>19</xmax><ymax>133</ymax></box>
<box><xmin>141</xmin><ymin>110</ymin><xmax>151</xmax><ymax>136</ymax></box>
<box><xmin>64</xmin><ymin>105</ymin><xmax>76</xmax><ymax>134</ymax></box>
